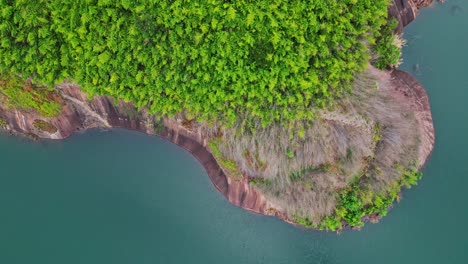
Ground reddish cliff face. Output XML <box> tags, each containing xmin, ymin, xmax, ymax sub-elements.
<box><xmin>0</xmin><ymin>83</ymin><xmax>275</xmax><ymax>216</ymax></box>
<box><xmin>163</xmin><ymin>128</ymin><xmax>272</xmax><ymax>215</ymax></box>
<box><xmin>0</xmin><ymin>84</ymin><xmax>153</xmax><ymax>139</ymax></box>
<box><xmin>389</xmin><ymin>0</ymin><xmax>434</xmax><ymax>33</ymax></box>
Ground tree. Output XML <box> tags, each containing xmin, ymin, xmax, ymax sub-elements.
<box><xmin>0</xmin><ymin>0</ymin><xmax>390</xmax><ymax>127</ymax></box>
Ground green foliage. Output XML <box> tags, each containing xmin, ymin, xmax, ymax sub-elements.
<box><xmin>398</xmin><ymin>166</ymin><xmax>423</xmax><ymax>189</ymax></box>
<box><xmin>209</xmin><ymin>139</ymin><xmax>243</xmax><ymax>180</ymax></box>
<box><xmin>0</xmin><ymin>74</ymin><xmax>62</xmax><ymax>117</ymax></box>
<box><xmin>286</xmin><ymin>148</ymin><xmax>295</xmax><ymax>159</ymax></box>
<box><xmin>293</xmin><ymin>214</ymin><xmax>342</xmax><ymax>231</ymax></box>
<box><xmin>372</xmin><ymin>122</ymin><xmax>382</xmax><ymax>145</ymax></box>
<box><xmin>292</xmin><ymin>215</ymin><xmax>314</xmax><ymax>228</ymax></box>
<box><xmin>0</xmin><ymin>0</ymin><xmax>389</xmax><ymax>127</ymax></box>
<box><xmin>317</xmin><ymin>215</ymin><xmax>342</xmax><ymax>231</ymax></box>
<box><xmin>336</xmin><ymin>184</ymin><xmax>365</xmax><ymax>227</ymax></box>
<box><xmin>152</xmin><ymin>118</ymin><xmax>165</xmax><ymax>134</ymax></box>
<box><xmin>310</xmin><ymin>166</ymin><xmax>423</xmax><ymax>230</ymax></box>
<box><xmin>249</xmin><ymin>178</ymin><xmax>271</xmax><ymax>187</ymax></box>
<box><xmin>33</xmin><ymin>119</ymin><xmax>58</xmax><ymax>133</ymax></box>
<box><xmin>373</xmin><ymin>18</ymin><xmax>401</xmax><ymax>69</ymax></box>
<box><xmin>363</xmin><ymin>193</ymin><xmax>394</xmax><ymax>217</ymax></box>
<box><xmin>0</xmin><ymin>117</ymin><xmax>7</xmax><ymax>128</ymax></box>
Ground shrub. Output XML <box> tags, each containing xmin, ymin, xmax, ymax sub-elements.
<box><xmin>318</xmin><ymin>215</ymin><xmax>342</xmax><ymax>231</ymax></box>
<box><xmin>0</xmin><ymin>74</ymin><xmax>62</xmax><ymax>117</ymax></box>
<box><xmin>152</xmin><ymin>118</ymin><xmax>165</xmax><ymax>134</ymax></box>
<box><xmin>317</xmin><ymin>166</ymin><xmax>424</xmax><ymax>229</ymax></box>
<box><xmin>399</xmin><ymin>167</ymin><xmax>423</xmax><ymax>188</ymax></box>
<box><xmin>292</xmin><ymin>215</ymin><xmax>314</xmax><ymax>228</ymax></box>
<box><xmin>0</xmin><ymin>117</ymin><xmax>8</xmax><ymax>128</ymax></box>
<box><xmin>209</xmin><ymin>139</ymin><xmax>243</xmax><ymax>180</ymax></box>
<box><xmin>336</xmin><ymin>185</ymin><xmax>365</xmax><ymax>227</ymax></box>
<box><xmin>373</xmin><ymin>18</ymin><xmax>403</xmax><ymax>69</ymax></box>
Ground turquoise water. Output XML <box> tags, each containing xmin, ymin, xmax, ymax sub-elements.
<box><xmin>1</xmin><ymin>2</ymin><xmax>468</xmax><ymax>263</ymax></box>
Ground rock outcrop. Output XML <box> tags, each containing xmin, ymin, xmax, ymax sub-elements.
<box><xmin>389</xmin><ymin>0</ymin><xmax>418</xmax><ymax>33</ymax></box>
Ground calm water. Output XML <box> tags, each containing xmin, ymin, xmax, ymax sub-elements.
<box><xmin>1</xmin><ymin>2</ymin><xmax>468</xmax><ymax>263</ymax></box>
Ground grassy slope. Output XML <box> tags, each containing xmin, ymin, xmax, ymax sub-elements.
<box><xmin>207</xmin><ymin>66</ymin><xmax>422</xmax><ymax>231</ymax></box>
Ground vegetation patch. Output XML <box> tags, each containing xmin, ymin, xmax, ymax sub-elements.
<box><xmin>119</xmin><ymin>104</ymin><xmax>139</xmax><ymax>120</ymax></box>
<box><xmin>152</xmin><ymin>118</ymin><xmax>165</xmax><ymax>134</ymax></box>
<box><xmin>33</xmin><ymin>119</ymin><xmax>58</xmax><ymax>133</ymax></box>
<box><xmin>372</xmin><ymin>18</ymin><xmax>403</xmax><ymax>69</ymax></box>
<box><xmin>209</xmin><ymin>139</ymin><xmax>243</xmax><ymax>180</ymax></box>
<box><xmin>0</xmin><ymin>117</ymin><xmax>7</xmax><ymax>128</ymax></box>
<box><xmin>315</xmin><ymin>166</ymin><xmax>423</xmax><ymax>231</ymax></box>
<box><xmin>0</xmin><ymin>74</ymin><xmax>62</xmax><ymax>117</ymax></box>
<box><xmin>372</xmin><ymin>122</ymin><xmax>383</xmax><ymax>145</ymax></box>
<box><xmin>249</xmin><ymin>178</ymin><xmax>271</xmax><ymax>187</ymax></box>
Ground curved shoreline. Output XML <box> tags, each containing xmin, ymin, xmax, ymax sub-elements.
<box><xmin>161</xmin><ymin>128</ymin><xmax>274</xmax><ymax>216</ymax></box>
<box><xmin>0</xmin><ymin>83</ymin><xmax>278</xmax><ymax>217</ymax></box>
<box><xmin>0</xmin><ymin>67</ymin><xmax>435</xmax><ymax>227</ymax></box>
<box><xmin>0</xmin><ymin>0</ymin><xmax>435</xmax><ymax>229</ymax></box>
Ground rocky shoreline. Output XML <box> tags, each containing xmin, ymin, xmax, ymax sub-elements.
<box><xmin>0</xmin><ymin>82</ymin><xmax>279</xmax><ymax>217</ymax></box>
<box><xmin>0</xmin><ymin>0</ymin><xmax>435</xmax><ymax>227</ymax></box>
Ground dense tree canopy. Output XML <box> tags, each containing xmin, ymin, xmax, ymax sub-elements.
<box><xmin>0</xmin><ymin>0</ymin><xmax>389</xmax><ymax>126</ymax></box>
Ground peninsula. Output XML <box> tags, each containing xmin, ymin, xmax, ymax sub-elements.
<box><xmin>0</xmin><ymin>0</ymin><xmax>435</xmax><ymax>231</ymax></box>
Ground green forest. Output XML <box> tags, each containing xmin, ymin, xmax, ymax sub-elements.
<box><xmin>0</xmin><ymin>0</ymin><xmax>390</xmax><ymax>126</ymax></box>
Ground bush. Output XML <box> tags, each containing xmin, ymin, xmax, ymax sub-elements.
<box><xmin>249</xmin><ymin>178</ymin><xmax>270</xmax><ymax>187</ymax></box>
<box><xmin>336</xmin><ymin>185</ymin><xmax>365</xmax><ymax>227</ymax></box>
<box><xmin>0</xmin><ymin>74</ymin><xmax>62</xmax><ymax>117</ymax></box>
<box><xmin>373</xmin><ymin>18</ymin><xmax>402</xmax><ymax>69</ymax></box>
<box><xmin>315</xmin><ymin>166</ymin><xmax>424</xmax><ymax>229</ymax></box>
<box><xmin>318</xmin><ymin>215</ymin><xmax>342</xmax><ymax>231</ymax></box>
<box><xmin>292</xmin><ymin>215</ymin><xmax>314</xmax><ymax>228</ymax></box>
<box><xmin>152</xmin><ymin>118</ymin><xmax>165</xmax><ymax>134</ymax></box>
<box><xmin>398</xmin><ymin>166</ymin><xmax>423</xmax><ymax>189</ymax></box>
<box><xmin>0</xmin><ymin>117</ymin><xmax>7</xmax><ymax>128</ymax></box>
<box><xmin>209</xmin><ymin>139</ymin><xmax>243</xmax><ymax>180</ymax></box>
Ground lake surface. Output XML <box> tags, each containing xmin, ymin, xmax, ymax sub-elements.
<box><xmin>1</xmin><ymin>2</ymin><xmax>467</xmax><ymax>263</ymax></box>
